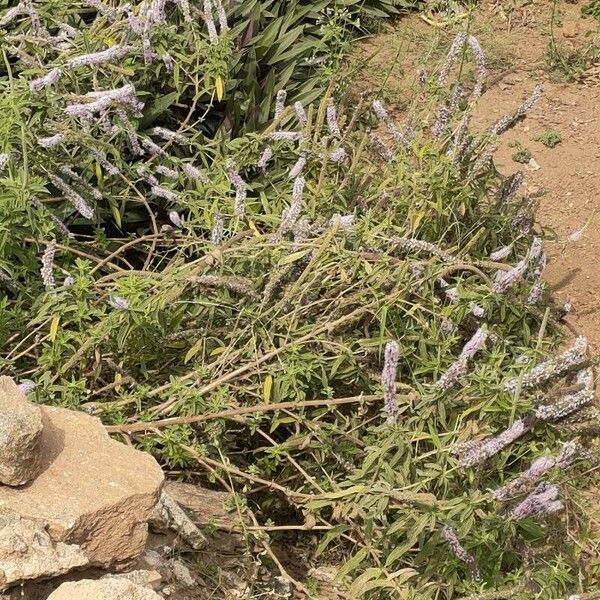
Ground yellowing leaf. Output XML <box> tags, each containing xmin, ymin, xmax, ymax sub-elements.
<box><xmin>263</xmin><ymin>374</ymin><xmax>273</xmax><ymax>403</ymax></box>
<box><xmin>248</xmin><ymin>220</ymin><xmax>261</xmax><ymax>237</ymax></box>
<box><xmin>111</xmin><ymin>204</ymin><xmax>122</xmax><ymax>228</ymax></box>
<box><xmin>215</xmin><ymin>75</ymin><xmax>224</xmax><ymax>101</ymax></box>
<box><xmin>95</xmin><ymin>161</ymin><xmax>103</xmax><ymax>186</ymax></box>
<box><xmin>103</xmin><ymin>37</ymin><xmax>117</xmax><ymax>46</ymax></box>
<box><xmin>278</xmin><ymin>249</ymin><xmax>311</xmax><ymax>266</ymax></box>
<box><xmin>49</xmin><ymin>314</ymin><xmax>60</xmax><ymax>342</ymax></box>
<box><xmin>184</xmin><ymin>338</ymin><xmax>204</xmax><ymax>364</ymax></box>
<box><xmin>410</xmin><ymin>209</ymin><xmax>426</xmax><ymax>231</ymax></box>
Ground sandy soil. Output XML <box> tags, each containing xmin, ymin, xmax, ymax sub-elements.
<box><xmin>351</xmin><ymin>0</ymin><xmax>600</xmax><ymax>347</ymax></box>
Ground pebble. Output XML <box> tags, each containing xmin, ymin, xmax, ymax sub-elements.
<box><xmin>562</xmin><ymin>22</ymin><xmax>579</xmax><ymax>38</ymax></box>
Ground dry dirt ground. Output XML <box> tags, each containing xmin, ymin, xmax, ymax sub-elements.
<box><xmin>351</xmin><ymin>0</ymin><xmax>600</xmax><ymax>347</ymax></box>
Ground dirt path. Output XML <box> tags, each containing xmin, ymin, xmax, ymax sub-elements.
<box><xmin>352</xmin><ymin>0</ymin><xmax>600</xmax><ymax>346</ymax></box>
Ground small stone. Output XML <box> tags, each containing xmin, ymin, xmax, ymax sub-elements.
<box><xmin>47</xmin><ymin>578</ymin><xmax>162</xmax><ymax>600</ymax></box>
<box><xmin>562</xmin><ymin>22</ymin><xmax>579</xmax><ymax>38</ymax></box>
<box><xmin>171</xmin><ymin>559</ymin><xmax>196</xmax><ymax>587</ymax></box>
<box><xmin>0</xmin><ymin>377</ymin><xmax>43</xmax><ymax>486</ymax></box>
<box><xmin>527</xmin><ymin>158</ymin><xmax>541</xmax><ymax>171</ymax></box>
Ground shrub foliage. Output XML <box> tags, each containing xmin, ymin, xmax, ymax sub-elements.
<box><xmin>0</xmin><ymin>1</ymin><xmax>598</xmax><ymax>598</ymax></box>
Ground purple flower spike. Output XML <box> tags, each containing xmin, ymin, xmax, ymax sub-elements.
<box><xmin>257</xmin><ymin>147</ymin><xmax>273</xmax><ymax>170</ymax></box>
<box><xmin>109</xmin><ymin>296</ymin><xmax>129</xmax><ymax>310</ymax></box>
<box><xmin>37</xmin><ymin>133</ymin><xmax>65</xmax><ymax>148</ymax></box>
<box><xmin>510</xmin><ymin>482</ymin><xmax>563</xmax><ymax>520</ymax></box>
<box><xmin>458</xmin><ymin>416</ymin><xmax>535</xmax><ymax>468</ymax></box>
<box><xmin>40</xmin><ymin>241</ymin><xmax>56</xmax><ymax>290</ymax></box>
<box><xmin>381</xmin><ymin>341</ymin><xmax>400</xmax><ymax>421</ymax></box>
<box><xmin>227</xmin><ymin>160</ymin><xmax>247</xmax><ymax>217</ymax></box>
<box><xmin>30</xmin><ymin>68</ymin><xmax>62</xmax><ymax>92</ymax></box>
<box><xmin>441</xmin><ymin>526</ymin><xmax>480</xmax><ymax>580</ymax></box>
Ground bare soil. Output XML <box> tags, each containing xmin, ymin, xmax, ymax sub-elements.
<box><xmin>351</xmin><ymin>0</ymin><xmax>600</xmax><ymax>347</ymax></box>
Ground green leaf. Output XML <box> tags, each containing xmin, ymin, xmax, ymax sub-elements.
<box><xmin>335</xmin><ymin>547</ymin><xmax>368</xmax><ymax>581</ymax></box>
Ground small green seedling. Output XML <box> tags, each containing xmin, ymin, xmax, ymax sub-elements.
<box><xmin>536</xmin><ymin>129</ymin><xmax>562</xmax><ymax>148</ymax></box>
<box><xmin>509</xmin><ymin>141</ymin><xmax>533</xmax><ymax>164</ymax></box>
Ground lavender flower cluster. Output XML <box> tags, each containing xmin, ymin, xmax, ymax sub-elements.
<box><xmin>65</xmin><ymin>84</ymin><xmax>143</xmax><ymax>120</ymax></box>
<box><xmin>441</xmin><ymin>526</ymin><xmax>480</xmax><ymax>580</ymax></box>
<box><xmin>59</xmin><ymin>165</ymin><xmax>102</xmax><ymax>201</ymax></box>
<box><xmin>381</xmin><ymin>341</ymin><xmax>399</xmax><ymax>421</ymax></box>
<box><xmin>492</xmin><ymin>441</ymin><xmax>579</xmax><ymax>501</ymax></box>
<box><xmin>257</xmin><ymin>148</ymin><xmax>273</xmax><ymax>170</ymax></box>
<box><xmin>372</xmin><ymin>100</ymin><xmax>413</xmax><ymax>147</ymax></box>
<box><xmin>40</xmin><ymin>242</ymin><xmax>56</xmax><ymax>290</ymax></box>
<box><xmin>153</xmin><ymin>127</ymin><xmax>189</xmax><ymax>146</ymax></box>
<box><xmin>457</xmin><ymin>416</ymin><xmax>535</xmax><ymax>468</ymax></box>
<box><xmin>490</xmin><ymin>85</ymin><xmax>543</xmax><ymax>136</ymax></box>
<box><xmin>534</xmin><ymin>368</ymin><xmax>594</xmax><ymax>421</ymax></box>
<box><xmin>37</xmin><ymin>133</ymin><xmax>65</xmax><ymax>148</ymax></box>
<box><xmin>489</xmin><ymin>245</ymin><xmax>512</xmax><ymax>261</ymax></box>
<box><xmin>510</xmin><ymin>482</ymin><xmax>563</xmax><ymax>520</ymax></box>
<box><xmin>492</xmin><ymin>236</ymin><xmax>541</xmax><ymax>293</ymax></box>
<box><xmin>439</xmin><ymin>279</ymin><xmax>459</xmax><ymax>303</ymax></box>
<box><xmin>497</xmin><ymin>172</ymin><xmax>524</xmax><ymax>206</ymax></box>
<box><xmin>504</xmin><ymin>336</ymin><xmax>588</xmax><ymax>392</ymax></box>
<box><xmin>48</xmin><ymin>174</ymin><xmax>95</xmax><ymax>219</ymax></box>
<box><xmin>109</xmin><ymin>295</ymin><xmax>129</xmax><ymax>310</ymax></box>
<box><xmin>89</xmin><ymin>148</ymin><xmax>120</xmax><ymax>176</ymax></box>
<box><xmin>274</xmin><ymin>89</ymin><xmax>287</xmax><ymax>119</ymax></box>
<box><xmin>211</xmin><ymin>212</ymin><xmax>224</xmax><ymax>244</ymax></box>
<box><xmin>66</xmin><ymin>44</ymin><xmax>131</xmax><ymax>68</ymax></box>
<box><xmin>182</xmin><ymin>163</ymin><xmax>208</xmax><ymax>184</ymax></box>
<box><xmin>393</xmin><ymin>237</ymin><xmax>458</xmax><ymax>264</ymax></box>
<box><xmin>226</xmin><ymin>161</ymin><xmax>247</xmax><ymax>217</ymax></box>
<box><xmin>326</xmin><ymin>101</ymin><xmax>341</xmax><ymax>138</ymax></box>
<box><xmin>438</xmin><ymin>33</ymin><xmax>486</xmax><ymax>98</ymax></box>
<box><xmin>278</xmin><ymin>177</ymin><xmax>305</xmax><ymax>235</ymax></box>
<box><xmin>436</xmin><ymin>327</ymin><xmax>488</xmax><ymax>391</ymax></box>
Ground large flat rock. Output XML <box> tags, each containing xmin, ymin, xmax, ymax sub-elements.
<box><xmin>0</xmin><ymin>377</ymin><xmax>43</xmax><ymax>486</ymax></box>
<box><xmin>0</xmin><ymin>406</ymin><xmax>164</xmax><ymax>568</ymax></box>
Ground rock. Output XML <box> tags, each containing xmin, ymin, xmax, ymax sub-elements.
<box><xmin>103</xmin><ymin>569</ymin><xmax>162</xmax><ymax>590</ymax></box>
<box><xmin>162</xmin><ymin>482</ymin><xmax>245</xmax><ymax>553</ymax></box>
<box><xmin>0</xmin><ymin>406</ymin><xmax>164</xmax><ymax>568</ymax></box>
<box><xmin>0</xmin><ymin>512</ymin><xmax>88</xmax><ymax>590</ymax></box>
<box><xmin>138</xmin><ymin>550</ymin><xmax>196</xmax><ymax>589</ymax></box>
<box><xmin>149</xmin><ymin>492</ymin><xmax>207</xmax><ymax>550</ymax></box>
<box><xmin>170</xmin><ymin>560</ymin><xmax>196</xmax><ymax>588</ymax></box>
<box><xmin>47</xmin><ymin>578</ymin><xmax>162</xmax><ymax>600</ymax></box>
<box><xmin>0</xmin><ymin>377</ymin><xmax>43</xmax><ymax>486</ymax></box>
<box><xmin>562</xmin><ymin>22</ymin><xmax>579</xmax><ymax>39</ymax></box>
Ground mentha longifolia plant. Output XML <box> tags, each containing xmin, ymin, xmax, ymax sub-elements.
<box><xmin>0</xmin><ymin>2</ymin><xmax>598</xmax><ymax>598</ymax></box>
